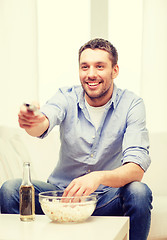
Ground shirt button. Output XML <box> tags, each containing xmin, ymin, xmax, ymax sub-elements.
<box><xmin>90</xmin><ymin>153</ymin><xmax>94</xmax><ymax>157</ymax></box>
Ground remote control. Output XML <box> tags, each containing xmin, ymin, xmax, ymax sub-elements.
<box><xmin>23</xmin><ymin>103</ymin><xmax>40</xmax><ymax>115</ymax></box>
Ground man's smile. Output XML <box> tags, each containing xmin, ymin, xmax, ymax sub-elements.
<box><xmin>86</xmin><ymin>81</ymin><xmax>102</xmax><ymax>89</ymax></box>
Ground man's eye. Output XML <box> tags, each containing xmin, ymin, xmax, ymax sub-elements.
<box><xmin>81</xmin><ymin>66</ymin><xmax>88</xmax><ymax>70</ymax></box>
<box><xmin>97</xmin><ymin>65</ymin><xmax>104</xmax><ymax>69</ymax></box>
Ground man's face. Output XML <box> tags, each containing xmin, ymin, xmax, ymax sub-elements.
<box><xmin>79</xmin><ymin>48</ymin><xmax>119</xmax><ymax>107</ymax></box>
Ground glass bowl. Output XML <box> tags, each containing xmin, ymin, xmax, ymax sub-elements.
<box><xmin>39</xmin><ymin>190</ymin><xmax>97</xmax><ymax>223</ymax></box>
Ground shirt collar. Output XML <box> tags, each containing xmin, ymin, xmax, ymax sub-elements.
<box><xmin>78</xmin><ymin>83</ymin><xmax>120</xmax><ymax>110</ymax></box>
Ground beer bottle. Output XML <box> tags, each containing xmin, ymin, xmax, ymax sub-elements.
<box><xmin>19</xmin><ymin>162</ymin><xmax>35</xmax><ymax>221</ymax></box>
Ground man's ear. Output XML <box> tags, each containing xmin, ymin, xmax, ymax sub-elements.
<box><xmin>112</xmin><ymin>64</ymin><xmax>119</xmax><ymax>79</ymax></box>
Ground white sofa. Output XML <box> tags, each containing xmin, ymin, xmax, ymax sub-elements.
<box><xmin>0</xmin><ymin>125</ymin><xmax>167</xmax><ymax>239</ymax></box>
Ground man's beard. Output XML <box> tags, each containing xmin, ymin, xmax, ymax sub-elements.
<box><xmin>82</xmin><ymin>72</ymin><xmax>113</xmax><ymax>100</ymax></box>
<box><xmin>84</xmin><ymin>83</ymin><xmax>112</xmax><ymax>100</ymax></box>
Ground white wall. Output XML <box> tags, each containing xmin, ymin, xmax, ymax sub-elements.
<box><xmin>0</xmin><ymin>0</ymin><xmax>90</xmax><ymax>126</ymax></box>
<box><xmin>1</xmin><ymin>0</ymin><xmax>167</xmax><ymax>134</ymax></box>
<box><xmin>141</xmin><ymin>0</ymin><xmax>167</xmax><ymax>133</ymax></box>
<box><xmin>0</xmin><ymin>0</ymin><xmax>38</xmax><ymax>127</ymax></box>
<box><xmin>108</xmin><ymin>0</ymin><xmax>167</xmax><ymax>133</ymax></box>
<box><xmin>37</xmin><ymin>0</ymin><xmax>90</xmax><ymax>105</ymax></box>
<box><xmin>108</xmin><ymin>0</ymin><xmax>143</xmax><ymax>96</ymax></box>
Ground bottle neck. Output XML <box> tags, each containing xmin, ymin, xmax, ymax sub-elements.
<box><xmin>21</xmin><ymin>162</ymin><xmax>32</xmax><ymax>186</ymax></box>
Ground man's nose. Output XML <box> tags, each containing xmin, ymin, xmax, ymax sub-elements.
<box><xmin>87</xmin><ymin>67</ymin><xmax>97</xmax><ymax>79</ymax></box>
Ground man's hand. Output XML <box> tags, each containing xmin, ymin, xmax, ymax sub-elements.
<box><xmin>18</xmin><ymin>102</ymin><xmax>49</xmax><ymax>137</ymax></box>
<box><xmin>63</xmin><ymin>163</ymin><xmax>144</xmax><ymax>198</ymax></box>
<box><xmin>18</xmin><ymin>103</ymin><xmax>45</xmax><ymax>129</ymax></box>
<box><xmin>63</xmin><ymin>171</ymin><xmax>102</xmax><ymax>197</ymax></box>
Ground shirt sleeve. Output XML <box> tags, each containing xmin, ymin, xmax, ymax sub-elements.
<box><xmin>122</xmin><ymin>97</ymin><xmax>151</xmax><ymax>171</ymax></box>
<box><xmin>39</xmin><ymin>88</ymin><xmax>68</xmax><ymax>138</ymax></box>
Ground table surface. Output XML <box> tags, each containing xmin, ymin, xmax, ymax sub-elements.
<box><xmin>0</xmin><ymin>214</ymin><xmax>129</xmax><ymax>240</ymax></box>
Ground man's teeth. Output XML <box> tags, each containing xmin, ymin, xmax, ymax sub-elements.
<box><xmin>88</xmin><ymin>82</ymin><xmax>99</xmax><ymax>86</ymax></box>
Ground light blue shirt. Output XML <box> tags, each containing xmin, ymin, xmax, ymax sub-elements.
<box><xmin>40</xmin><ymin>84</ymin><xmax>151</xmax><ymax>192</ymax></box>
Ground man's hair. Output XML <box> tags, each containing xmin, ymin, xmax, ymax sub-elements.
<box><xmin>79</xmin><ymin>38</ymin><xmax>118</xmax><ymax>67</ymax></box>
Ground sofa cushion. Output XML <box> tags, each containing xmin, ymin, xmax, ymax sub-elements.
<box><xmin>143</xmin><ymin>132</ymin><xmax>167</xmax><ymax>196</ymax></box>
<box><xmin>0</xmin><ymin>125</ymin><xmax>60</xmax><ymax>185</ymax></box>
<box><xmin>0</xmin><ymin>126</ymin><xmax>36</xmax><ymax>186</ymax></box>
<box><xmin>21</xmin><ymin>127</ymin><xmax>60</xmax><ymax>181</ymax></box>
<box><xmin>148</xmin><ymin>196</ymin><xmax>167</xmax><ymax>239</ymax></box>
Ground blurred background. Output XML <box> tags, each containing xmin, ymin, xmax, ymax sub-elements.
<box><xmin>0</xmin><ymin>0</ymin><xmax>167</xmax><ymax>134</ymax></box>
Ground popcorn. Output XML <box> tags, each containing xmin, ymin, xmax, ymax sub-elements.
<box><xmin>40</xmin><ymin>199</ymin><xmax>96</xmax><ymax>222</ymax></box>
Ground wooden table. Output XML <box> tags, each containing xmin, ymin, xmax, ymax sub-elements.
<box><xmin>0</xmin><ymin>214</ymin><xmax>129</xmax><ymax>240</ymax></box>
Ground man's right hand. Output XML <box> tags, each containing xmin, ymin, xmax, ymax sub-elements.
<box><xmin>18</xmin><ymin>102</ymin><xmax>49</xmax><ymax>137</ymax></box>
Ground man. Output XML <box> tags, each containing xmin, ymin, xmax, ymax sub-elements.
<box><xmin>0</xmin><ymin>38</ymin><xmax>152</xmax><ymax>239</ymax></box>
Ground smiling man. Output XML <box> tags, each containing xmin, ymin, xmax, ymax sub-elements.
<box><xmin>0</xmin><ymin>38</ymin><xmax>152</xmax><ymax>240</ymax></box>
<box><xmin>79</xmin><ymin>47</ymin><xmax>119</xmax><ymax>106</ymax></box>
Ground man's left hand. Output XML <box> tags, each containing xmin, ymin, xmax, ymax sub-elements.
<box><xmin>63</xmin><ymin>171</ymin><xmax>101</xmax><ymax>197</ymax></box>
